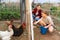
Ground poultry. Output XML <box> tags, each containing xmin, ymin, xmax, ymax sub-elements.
<box><xmin>10</xmin><ymin>19</ymin><xmax>26</xmax><ymax>37</ymax></box>
<box><xmin>0</xmin><ymin>21</ymin><xmax>13</xmax><ymax>40</ymax></box>
<box><xmin>12</xmin><ymin>25</ymin><xmax>23</xmax><ymax>36</ymax></box>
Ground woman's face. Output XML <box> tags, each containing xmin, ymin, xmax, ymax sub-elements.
<box><xmin>41</xmin><ymin>12</ymin><xmax>46</xmax><ymax>17</ymax></box>
<box><xmin>37</xmin><ymin>6</ymin><xmax>41</xmax><ymax>10</ymax></box>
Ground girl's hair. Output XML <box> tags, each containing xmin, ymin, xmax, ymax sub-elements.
<box><xmin>42</xmin><ymin>11</ymin><xmax>49</xmax><ymax>16</ymax></box>
<box><xmin>36</xmin><ymin>4</ymin><xmax>41</xmax><ymax>7</ymax></box>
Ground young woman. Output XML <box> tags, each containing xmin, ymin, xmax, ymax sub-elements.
<box><xmin>34</xmin><ymin>11</ymin><xmax>54</xmax><ymax>34</ymax></box>
<box><xmin>32</xmin><ymin>4</ymin><xmax>42</xmax><ymax>21</ymax></box>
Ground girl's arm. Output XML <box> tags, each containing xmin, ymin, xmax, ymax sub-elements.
<box><xmin>34</xmin><ymin>18</ymin><xmax>42</xmax><ymax>24</ymax></box>
<box><xmin>45</xmin><ymin>16</ymin><xmax>54</xmax><ymax>28</ymax></box>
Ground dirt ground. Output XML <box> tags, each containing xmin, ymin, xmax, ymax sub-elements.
<box><xmin>34</xmin><ymin>28</ymin><xmax>60</xmax><ymax>40</ymax></box>
<box><xmin>11</xmin><ymin>33</ymin><xmax>28</xmax><ymax>40</ymax></box>
<box><xmin>0</xmin><ymin>20</ymin><xmax>60</xmax><ymax>40</ymax></box>
<box><xmin>34</xmin><ymin>17</ymin><xmax>60</xmax><ymax>40</ymax></box>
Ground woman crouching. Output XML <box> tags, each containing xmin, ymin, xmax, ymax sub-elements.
<box><xmin>34</xmin><ymin>11</ymin><xmax>54</xmax><ymax>34</ymax></box>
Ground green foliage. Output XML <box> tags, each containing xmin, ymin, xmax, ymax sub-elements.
<box><xmin>0</xmin><ymin>5</ymin><xmax>20</xmax><ymax>20</ymax></box>
<box><xmin>50</xmin><ymin>6</ymin><xmax>57</xmax><ymax>15</ymax></box>
<box><xmin>50</xmin><ymin>6</ymin><xmax>60</xmax><ymax>18</ymax></box>
<box><xmin>50</xmin><ymin>7</ymin><xmax>57</xmax><ymax>10</ymax></box>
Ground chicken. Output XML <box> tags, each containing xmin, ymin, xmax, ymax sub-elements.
<box><xmin>12</xmin><ymin>25</ymin><xmax>24</xmax><ymax>36</ymax></box>
<box><xmin>0</xmin><ymin>21</ymin><xmax>14</xmax><ymax>40</ymax></box>
<box><xmin>0</xmin><ymin>29</ymin><xmax>13</xmax><ymax>40</ymax></box>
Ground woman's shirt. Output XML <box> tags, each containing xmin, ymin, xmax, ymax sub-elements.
<box><xmin>41</xmin><ymin>16</ymin><xmax>54</xmax><ymax>26</ymax></box>
<box><xmin>32</xmin><ymin>8</ymin><xmax>42</xmax><ymax>18</ymax></box>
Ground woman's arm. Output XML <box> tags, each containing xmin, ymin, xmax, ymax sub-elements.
<box><xmin>33</xmin><ymin>18</ymin><xmax>42</xmax><ymax>24</ymax></box>
<box><xmin>45</xmin><ymin>16</ymin><xmax>54</xmax><ymax>28</ymax></box>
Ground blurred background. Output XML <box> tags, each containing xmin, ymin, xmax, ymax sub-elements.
<box><xmin>32</xmin><ymin>0</ymin><xmax>60</xmax><ymax>40</ymax></box>
<box><xmin>0</xmin><ymin>0</ymin><xmax>20</xmax><ymax>20</ymax></box>
<box><xmin>0</xmin><ymin>0</ymin><xmax>28</xmax><ymax>40</ymax></box>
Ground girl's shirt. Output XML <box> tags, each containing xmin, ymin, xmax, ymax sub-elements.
<box><xmin>41</xmin><ymin>16</ymin><xmax>54</xmax><ymax>26</ymax></box>
<box><xmin>32</xmin><ymin>8</ymin><xmax>42</xmax><ymax>18</ymax></box>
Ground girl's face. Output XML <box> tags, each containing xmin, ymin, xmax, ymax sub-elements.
<box><xmin>41</xmin><ymin>12</ymin><xmax>47</xmax><ymax>17</ymax></box>
<box><xmin>37</xmin><ymin>6</ymin><xmax>41</xmax><ymax>10</ymax></box>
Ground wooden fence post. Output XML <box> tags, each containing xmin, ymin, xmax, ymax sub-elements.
<box><xmin>25</xmin><ymin>0</ymin><xmax>31</xmax><ymax>40</ymax></box>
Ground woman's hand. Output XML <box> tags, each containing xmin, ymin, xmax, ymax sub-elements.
<box><xmin>33</xmin><ymin>21</ymin><xmax>37</xmax><ymax>25</ymax></box>
<box><xmin>44</xmin><ymin>26</ymin><xmax>48</xmax><ymax>28</ymax></box>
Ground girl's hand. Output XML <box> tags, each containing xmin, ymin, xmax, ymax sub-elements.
<box><xmin>44</xmin><ymin>26</ymin><xmax>48</xmax><ymax>28</ymax></box>
<box><xmin>33</xmin><ymin>22</ymin><xmax>36</xmax><ymax>25</ymax></box>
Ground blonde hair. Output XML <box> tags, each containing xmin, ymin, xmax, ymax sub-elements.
<box><xmin>42</xmin><ymin>11</ymin><xmax>49</xmax><ymax>16</ymax></box>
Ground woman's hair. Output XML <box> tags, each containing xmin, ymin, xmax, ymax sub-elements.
<box><xmin>36</xmin><ymin>4</ymin><xmax>41</xmax><ymax>7</ymax></box>
<box><xmin>42</xmin><ymin>11</ymin><xmax>49</xmax><ymax>16</ymax></box>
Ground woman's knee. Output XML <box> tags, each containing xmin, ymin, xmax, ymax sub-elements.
<box><xmin>48</xmin><ymin>26</ymin><xmax>54</xmax><ymax>33</ymax></box>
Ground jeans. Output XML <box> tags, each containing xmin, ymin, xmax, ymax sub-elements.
<box><xmin>32</xmin><ymin>14</ymin><xmax>40</xmax><ymax>21</ymax></box>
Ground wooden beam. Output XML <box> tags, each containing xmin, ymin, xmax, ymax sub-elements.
<box><xmin>25</xmin><ymin>0</ymin><xmax>34</xmax><ymax>40</ymax></box>
<box><xmin>25</xmin><ymin>0</ymin><xmax>31</xmax><ymax>40</ymax></box>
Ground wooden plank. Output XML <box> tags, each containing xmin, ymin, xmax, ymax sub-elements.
<box><xmin>25</xmin><ymin>0</ymin><xmax>31</xmax><ymax>40</ymax></box>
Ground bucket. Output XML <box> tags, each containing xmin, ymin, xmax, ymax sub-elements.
<box><xmin>40</xmin><ymin>26</ymin><xmax>48</xmax><ymax>35</ymax></box>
